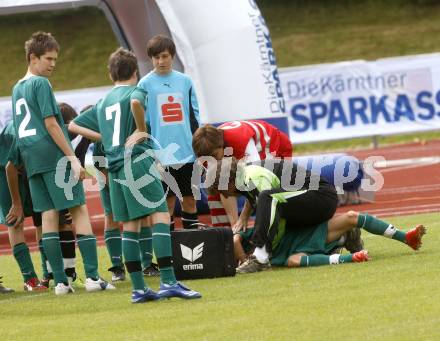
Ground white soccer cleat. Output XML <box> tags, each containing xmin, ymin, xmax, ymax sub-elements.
<box><xmin>54</xmin><ymin>283</ymin><xmax>74</xmax><ymax>296</ymax></box>
<box><xmin>85</xmin><ymin>278</ymin><xmax>116</xmax><ymax>292</ymax></box>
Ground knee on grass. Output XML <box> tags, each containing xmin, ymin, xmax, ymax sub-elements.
<box><xmin>287</xmin><ymin>253</ymin><xmax>307</xmax><ymax>268</ymax></box>
<box><xmin>345</xmin><ymin>211</ymin><xmax>359</xmax><ymax>227</ymax></box>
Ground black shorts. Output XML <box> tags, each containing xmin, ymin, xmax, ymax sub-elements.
<box><xmin>162</xmin><ymin>162</ymin><xmax>199</xmax><ymax>198</ymax></box>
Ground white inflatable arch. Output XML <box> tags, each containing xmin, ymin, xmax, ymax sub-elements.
<box><xmin>0</xmin><ymin>0</ymin><xmax>288</xmax><ymax>131</ymax></box>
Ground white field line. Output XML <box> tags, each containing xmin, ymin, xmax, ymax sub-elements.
<box><xmin>374</xmin><ymin>207</ymin><xmax>440</xmax><ymax>218</ymax></box>
<box><xmin>380</xmin><ymin>163</ymin><xmax>440</xmax><ymax>173</ymax></box>
<box><xmin>358</xmin><ymin>144</ymin><xmax>440</xmax><ymax>156</ymax></box>
<box><xmin>378</xmin><ymin>183</ymin><xmax>440</xmax><ymax>195</ymax></box>
<box><xmin>363</xmin><ymin>202</ymin><xmax>440</xmax><ymax>214</ymax></box>
<box><xmin>372</xmin><ymin>156</ymin><xmax>440</xmax><ymax>169</ymax></box>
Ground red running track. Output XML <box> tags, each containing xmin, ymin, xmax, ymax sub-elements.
<box><xmin>1</xmin><ymin>140</ymin><xmax>439</xmax><ymax>255</ymax></box>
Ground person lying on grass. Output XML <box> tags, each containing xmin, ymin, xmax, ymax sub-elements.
<box><xmin>206</xmin><ymin>158</ymin><xmax>426</xmax><ymax>273</ymax></box>
<box><xmin>233</xmin><ymin>211</ymin><xmax>426</xmax><ymax>272</ymax></box>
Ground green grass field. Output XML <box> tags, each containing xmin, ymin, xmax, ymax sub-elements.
<box><xmin>1</xmin><ymin>212</ymin><xmax>439</xmax><ymax>340</ymax></box>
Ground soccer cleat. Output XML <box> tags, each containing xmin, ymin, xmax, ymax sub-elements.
<box><xmin>40</xmin><ymin>273</ymin><xmax>53</xmax><ymax>289</ymax></box>
<box><xmin>23</xmin><ymin>278</ymin><xmax>48</xmax><ymax>292</ymax></box>
<box><xmin>0</xmin><ymin>283</ymin><xmax>14</xmax><ymax>294</ymax></box>
<box><xmin>344</xmin><ymin>228</ymin><xmax>364</xmax><ymax>253</ymax></box>
<box><xmin>131</xmin><ymin>288</ymin><xmax>161</xmax><ymax>303</ymax></box>
<box><xmin>352</xmin><ymin>250</ymin><xmax>370</xmax><ymax>263</ymax></box>
<box><xmin>40</xmin><ymin>278</ymin><xmax>51</xmax><ymax>289</ymax></box>
<box><xmin>0</xmin><ymin>277</ymin><xmax>14</xmax><ymax>294</ymax></box>
<box><xmin>236</xmin><ymin>255</ymin><xmax>271</xmax><ymax>274</ymax></box>
<box><xmin>143</xmin><ymin>263</ymin><xmax>160</xmax><ymax>277</ymax></box>
<box><xmin>108</xmin><ymin>266</ymin><xmax>126</xmax><ymax>282</ymax></box>
<box><xmin>85</xmin><ymin>278</ymin><xmax>116</xmax><ymax>292</ymax></box>
<box><xmin>54</xmin><ymin>282</ymin><xmax>74</xmax><ymax>295</ymax></box>
<box><xmin>158</xmin><ymin>282</ymin><xmax>201</xmax><ymax>299</ymax></box>
<box><xmin>405</xmin><ymin>224</ymin><xmax>426</xmax><ymax>250</ymax></box>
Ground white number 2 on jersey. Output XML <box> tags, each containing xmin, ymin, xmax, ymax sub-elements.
<box><xmin>105</xmin><ymin>103</ymin><xmax>121</xmax><ymax>147</ymax></box>
<box><xmin>15</xmin><ymin>98</ymin><xmax>37</xmax><ymax>138</ymax></box>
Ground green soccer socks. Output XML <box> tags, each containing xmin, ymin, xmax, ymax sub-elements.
<box><xmin>122</xmin><ymin>231</ymin><xmax>146</xmax><ymax>291</ymax></box>
<box><xmin>139</xmin><ymin>227</ymin><xmax>153</xmax><ymax>269</ymax></box>
<box><xmin>38</xmin><ymin>239</ymin><xmax>49</xmax><ymax>278</ymax></box>
<box><xmin>76</xmin><ymin>234</ymin><xmax>99</xmax><ymax>279</ymax></box>
<box><xmin>42</xmin><ymin>233</ymin><xmax>68</xmax><ymax>284</ymax></box>
<box><xmin>13</xmin><ymin>243</ymin><xmax>37</xmax><ymax>282</ymax></box>
<box><xmin>104</xmin><ymin>228</ymin><xmax>123</xmax><ymax>268</ymax></box>
<box><xmin>152</xmin><ymin>223</ymin><xmax>177</xmax><ymax>285</ymax></box>
<box><xmin>357</xmin><ymin>214</ymin><xmax>406</xmax><ymax>242</ymax></box>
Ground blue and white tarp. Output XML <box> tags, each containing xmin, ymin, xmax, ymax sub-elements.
<box><xmin>281</xmin><ymin>53</ymin><xmax>440</xmax><ymax>144</ymax></box>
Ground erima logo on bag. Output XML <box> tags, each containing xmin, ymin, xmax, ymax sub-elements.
<box><xmin>180</xmin><ymin>242</ymin><xmax>204</xmax><ymax>270</ymax></box>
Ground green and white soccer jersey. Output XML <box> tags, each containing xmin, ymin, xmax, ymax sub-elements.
<box><xmin>11</xmin><ymin>75</ymin><xmax>85</xmax><ymax>211</ymax></box>
<box><xmin>11</xmin><ymin>76</ymin><xmax>71</xmax><ymax>176</ymax></box>
<box><xmin>73</xmin><ymin>85</ymin><xmax>167</xmax><ymax>221</ymax></box>
<box><xmin>74</xmin><ymin>85</ymin><xmax>151</xmax><ymax>172</ymax></box>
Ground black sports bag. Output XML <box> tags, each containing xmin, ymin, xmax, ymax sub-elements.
<box><xmin>171</xmin><ymin>225</ymin><xmax>236</xmax><ymax>280</ymax></box>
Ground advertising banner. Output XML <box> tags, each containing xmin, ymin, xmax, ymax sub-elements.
<box><xmin>281</xmin><ymin>53</ymin><xmax>440</xmax><ymax>144</ymax></box>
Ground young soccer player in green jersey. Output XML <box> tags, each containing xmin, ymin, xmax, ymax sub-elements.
<box><xmin>93</xmin><ymin>138</ymin><xmax>158</xmax><ymax>281</ymax></box>
<box><xmin>0</xmin><ymin>122</ymin><xmax>47</xmax><ymax>291</ymax></box>
<box><xmin>69</xmin><ymin>47</ymin><xmax>201</xmax><ymax>303</ymax></box>
<box><xmin>11</xmin><ymin>31</ymin><xmax>114</xmax><ymax>295</ymax></box>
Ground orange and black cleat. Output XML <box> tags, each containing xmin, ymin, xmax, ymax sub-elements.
<box><xmin>405</xmin><ymin>225</ymin><xmax>427</xmax><ymax>250</ymax></box>
<box><xmin>352</xmin><ymin>250</ymin><xmax>370</xmax><ymax>263</ymax></box>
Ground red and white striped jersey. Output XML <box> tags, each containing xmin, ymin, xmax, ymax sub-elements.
<box><xmin>209</xmin><ymin>120</ymin><xmax>293</xmax><ymax>227</ymax></box>
<box><xmin>219</xmin><ymin>120</ymin><xmax>292</xmax><ymax>160</ymax></box>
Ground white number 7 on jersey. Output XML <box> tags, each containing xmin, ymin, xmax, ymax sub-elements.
<box><xmin>105</xmin><ymin>103</ymin><xmax>121</xmax><ymax>147</ymax></box>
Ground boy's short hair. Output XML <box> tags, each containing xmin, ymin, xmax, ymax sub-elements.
<box><xmin>25</xmin><ymin>31</ymin><xmax>59</xmax><ymax>63</ymax></box>
<box><xmin>192</xmin><ymin>125</ymin><xmax>224</xmax><ymax>158</ymax></box>
<box><xmin>58</xmin><ymin>102</ymin><xmax>77</xmax><ymax>124</ymax></box>
<box><xmin>108</xmin><ymin>47</ymin><xmax>139</xmax><ymax>82</ymax></box>
<box><xmin>146</xmin><ymin>35</ymin><xmax>176</xmax><ymax>58</ymax></box>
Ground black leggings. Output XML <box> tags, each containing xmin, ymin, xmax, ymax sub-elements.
<box><xmin>251</xmin><ymin>184</ymin><xmax>338</xmax><ymax>249</ymax></box>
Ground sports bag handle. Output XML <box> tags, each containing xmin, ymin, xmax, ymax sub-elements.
<box><xmin>189</xmin><ymin>223</ymin><xmax>211</xmax><ymax>230</ymax></box>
